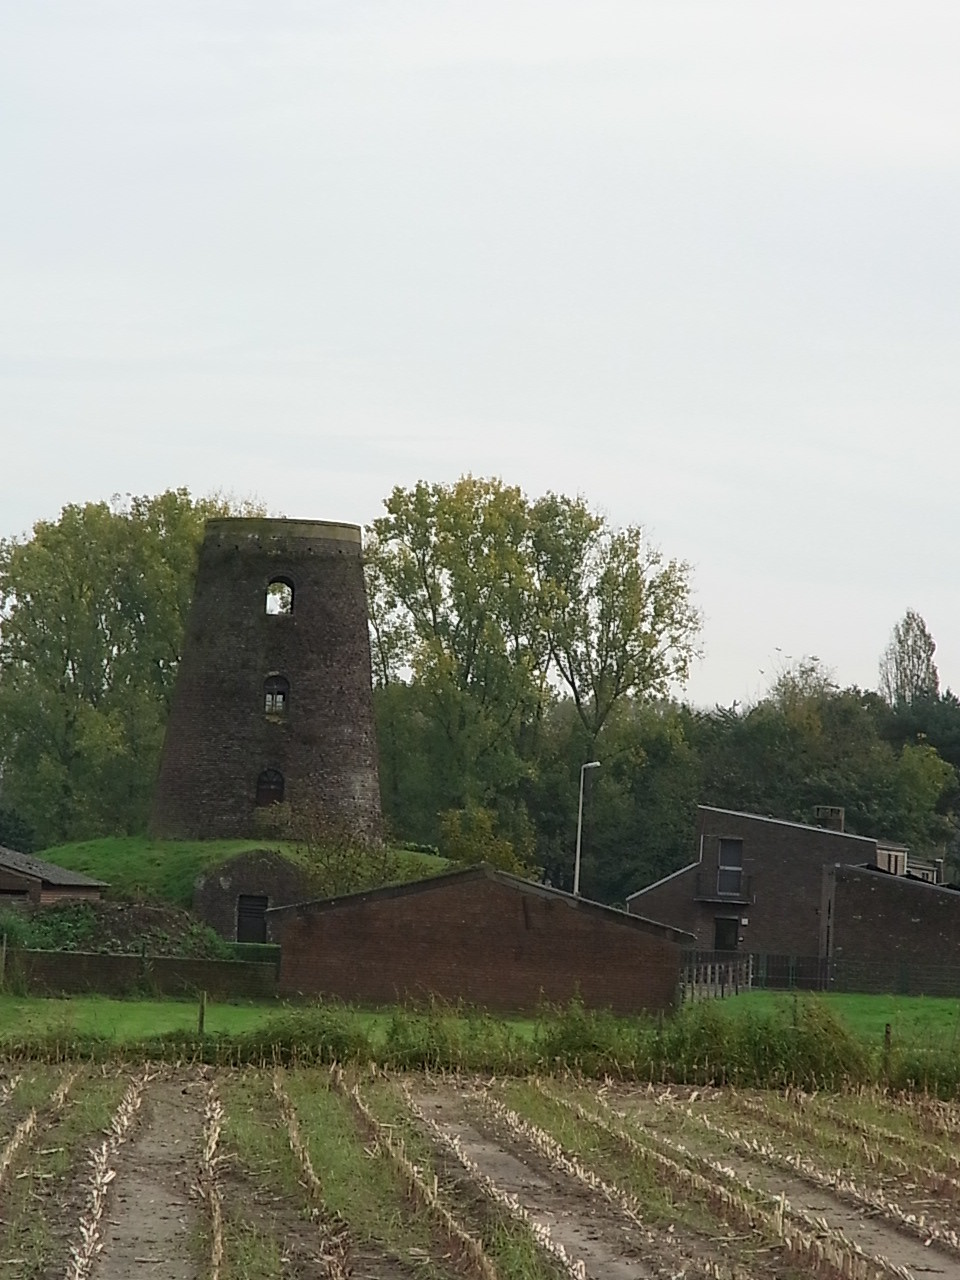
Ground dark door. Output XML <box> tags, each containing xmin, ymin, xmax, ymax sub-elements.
<box><xmin>237</xmin><ymin>894</ymin><xmax>269</xmax><ymax>943</ymax></box>
<box><xmin>713</xmin><ymin>916</ymin><xmax>739</xmax><ymax>951</ymax></box>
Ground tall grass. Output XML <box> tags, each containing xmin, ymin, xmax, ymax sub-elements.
<box><xmin>0</xmin><ymin>994</ymin><xmax>933</xmax><ymax>1091</ymax></box>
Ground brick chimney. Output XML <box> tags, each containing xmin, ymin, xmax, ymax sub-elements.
<box><xmin>813</xmin><ymin>805</ymin><xmax>845</xmax><ymax>832</ymax></box>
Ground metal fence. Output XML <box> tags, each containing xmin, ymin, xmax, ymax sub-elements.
<box><xmin>681</xmin><ymin>951</ymin><xmax>960</xmax><ymax>1001</ymax></box>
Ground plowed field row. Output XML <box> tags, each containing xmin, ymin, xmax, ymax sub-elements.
<box><xmin>0</xmin><ymin>1066</ymin><xmax>957</xmax><ymax>1279</ymax></box>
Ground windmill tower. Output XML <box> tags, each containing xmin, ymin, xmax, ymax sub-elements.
<box><xmin>150</xmin><ymin>517</ymin><xmax>382</xmax><ymax>840</ymax></box>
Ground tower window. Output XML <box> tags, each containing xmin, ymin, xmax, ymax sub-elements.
<box><xmin>265</xmin><ymin>577</ymin><xmax>294</xmax><ymax>615</ymax></box>
<box><xmin>255</xmin><ymin>768</ymin><xmax>284</xmax><ymax>806</ymax></box>
<box><xmin>264</xmin><ymin>674</ymin><xmax>289</xmax><ymax>716</ymax></box>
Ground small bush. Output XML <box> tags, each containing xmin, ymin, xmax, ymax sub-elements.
<box><xmin>533</xmin><ymin>997</ymin><xmax>641</xmax><ymax>1075</ymax></box>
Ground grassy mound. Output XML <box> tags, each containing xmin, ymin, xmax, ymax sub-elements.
<box><xmin>40</xmin><ymin>836</ymin><xmax>447</xmax><ymax>907</ymax></box>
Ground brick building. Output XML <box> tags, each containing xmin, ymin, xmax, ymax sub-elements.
<box><xmin>267</xmin><ymin>864</ymin><xmax>693</xmax><ymax>1013</ymax></box>
<box><xmin>193</xmin><ymin>849</ymin><xmax>316</xmax><ymax>943</ymax></box>
<box><xmin>822</xmin><ymin>863</ymin><xmax>960</xmax><ymax>991</ymax></box>
<box><xmin>0</xmin><ymin>846</ymin><xmax>106</xmax><ymax>906</ymax></box>
<box><xmin>151</xmin><ymin>517</ymin><xmax>381</xmax><ymax>841</ymax></box>
<box><xmin>626</xmin><ymin>806</ymin><xmax>880</xmax><ymax>955</ymax></box>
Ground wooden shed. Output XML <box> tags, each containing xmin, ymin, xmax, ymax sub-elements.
<box><xmin>0</xmin><ymin>846</ymin><xmax>107</xmax><ymax>906</ymax></box>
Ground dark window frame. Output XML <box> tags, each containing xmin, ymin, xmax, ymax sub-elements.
<box><xmin>717</xmin><ymin>837</ymin><xmax>743</xmax><ymax>896</ymax></box>
<box><xmin>264</xmin><ymin>673</ymin><xmax>290</xmax><ymax>716</ymax></box>
<box><xmin>255</xmin><ymin>768</ymin><xmax>285</xmax><ymax>806</ymax></box>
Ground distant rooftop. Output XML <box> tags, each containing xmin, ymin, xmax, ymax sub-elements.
<box><xmin>0</xmin><ymin>846</ymin><xmax>107</xmax><ymax>888</ymax></box>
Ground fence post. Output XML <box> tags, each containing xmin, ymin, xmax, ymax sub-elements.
<box><xmin>198</xmin><ymin>989</ymin><xmax>207</xmax><ymax>1036</ymax></box>
<box><xmin>0</xmin><ymin>933</ymin><xmax>6</xmax><ymax>991</ymax></box>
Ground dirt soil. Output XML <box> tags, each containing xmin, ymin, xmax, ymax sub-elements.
<box><xmin>95</xmin><ymin>1074</ymin><xmax>205</xmax><ymax>1280</ymax></box>
<box><xmin>612</xmin><ymin>1088</ymin><xmax>960</xmax><ymax>1280</ymax></box>
<box><xmin>19</xmin><ymin>898</ymin><xmax>226</xmax><ymax>957</ymax></box>
<box><xmin>408</xmin><ymin>1079</ymin><xmax>762</xmax><ymax>1280</ymax></box>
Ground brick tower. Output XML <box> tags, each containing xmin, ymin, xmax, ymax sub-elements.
<box><xmin>150</xmin><ymin>517</ymin><xmax>382</xmax><ymax>840</ymax></box>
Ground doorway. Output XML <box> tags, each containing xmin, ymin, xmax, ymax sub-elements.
<box><xmin>713</xmin><ymin>916</ymin><xmax>739</xmax><ymax>952</ymax></box>
<box><xmin>237</xmin><ymin>894</ymin><xmax>269</xmax><ymax>944</ymax></box>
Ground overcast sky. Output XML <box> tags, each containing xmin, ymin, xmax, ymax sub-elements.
<box><xmin>2</xmin><ymin>1</ymin><xmax>958</xmax><ymax>707</ymax></box>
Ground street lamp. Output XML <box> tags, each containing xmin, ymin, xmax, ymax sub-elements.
<box><xmin>573</xmin><ymin>760</ymin><xmax>601</xmax><ymax>897</ymax></box>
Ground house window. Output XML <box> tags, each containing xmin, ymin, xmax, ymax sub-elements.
<box><xmin>255</xmin><ymin>768</ymin><xmax>284</xmax><ymax>806</ymax></box>
<box><xmin>714</xmin><ymin>916</ymin><xmax>739</xmax><ymax>951</ymax></box>
<box><xmin>265</xmin><ymin>577</ymin><xmax>294</xmax><ymax>615</ymax></box>
<box><xmin>237</xmin><ymin>894</ymin><xmax>269</xmax><ymax>944</ymax></box>
<box><xmin>264</xmin><ymin>674</ymin><xmax>289</xmax><ymax>716</ymax></box>
<box><xmin>717</xmin><ymin>838</ymin><xmax>743</xmax><ymax>896</ymax></box>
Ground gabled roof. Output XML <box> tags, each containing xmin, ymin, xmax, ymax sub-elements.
<box><xmin>266</xmin><ymin>863</ymin><xmax>695</xmax><ymax>945</ymax></box>
<box><xmin>698</xmin><ymin>805</ymin><xmax>877</xmax><ymax>846</ymax></box>
<box><xmin>0</xmin><ymin>846</ymin><xmax>107</xmax><ymax>889</ymax></box>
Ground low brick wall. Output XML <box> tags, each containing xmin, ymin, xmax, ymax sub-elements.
<box><xmin>5</xmin><ymin>949</ymin><xmax>278</xmax><ymax>999</ymax></box>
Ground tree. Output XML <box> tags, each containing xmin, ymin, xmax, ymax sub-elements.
<box><xmin>879</xmin><ymin>610</ymin><xmax>940</xmax><ymax>707</ymax></box>
<box><xmin>366</xmin><ymin>477</ymin><xmax>701</xmax><ymax>847</ymax></box>
<box><xmin>437</xmin><ymin>804</ymin><xmax>535</xmax><ymax>876</ymax></box>
<box><xmin>367</xmin><ymin>477</ymin><xmax>553</xmax><ymax>819</ymax></box>
<box><xmin>0</xmin><ymin>489</ymin><xmax>262</xmax><ymax>846</ymax></box>
<box><xmin>531</xmin><ymin>493</ymin><xmax>701</xmax><ymax>745</ymax></box>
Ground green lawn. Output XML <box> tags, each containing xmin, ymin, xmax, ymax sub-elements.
<box><xmin>0</xmin><ymin>993</ymin><xmax>281</xmax><ymax>1041</ymax></box>
<box><xmin>0</xmin><ymin>993</ymin><xmax>401</xmax><ymax>1043</ymax></box>
<box><xmin>716</xmin><ymin>989</ymin><xmax>960</xmax><ymax>1051</ymax></box>
<box><xmin>40</xmin><ymin>836</ymin><xmax>447</xmax><ymax>907</ymax></box>
<box><xmin>0</xmin><ymin>992</ymin><xmax>537</xmax><ymax>1049</ymax></box>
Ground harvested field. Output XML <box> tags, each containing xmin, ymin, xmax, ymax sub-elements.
<box><xmin>2</xmin><ymin>1064</ymin><xmax>959</xmax><ymax>1279</ymax></box>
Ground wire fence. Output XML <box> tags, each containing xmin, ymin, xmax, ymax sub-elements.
<box><xmin>681</xmin><ymin>951</ymin><xmax>960</xmax><ymax>1001</ymax></box>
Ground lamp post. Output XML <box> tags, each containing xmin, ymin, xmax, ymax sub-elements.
<box><xmin>573</xmin><ymin>760</ymin><xmax>601</xmax><ymax>897</ymax></box>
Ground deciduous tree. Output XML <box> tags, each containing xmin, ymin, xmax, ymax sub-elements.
<box><xmin>0</xmin><ymin>489</ymin><xmax>261</xmax><ymax>846</ymax></box>
<box><xmin>879</xmin><ymin>609</ymin><xmax>940</xmax><ymax>707</ymax></box>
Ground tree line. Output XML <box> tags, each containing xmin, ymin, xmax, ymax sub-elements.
<box><xmin>1</xmin><ymin>483</ymin><xmax>957</xmax><ymax>905</ymax></box>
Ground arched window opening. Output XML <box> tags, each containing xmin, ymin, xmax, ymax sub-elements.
<box><xmin>255</xmin><ymin>768</ymin><xmax>284</xmax><ymax>806</ymax></box>
<box><xmin>265</xmin><ymin>577</ymin><xmax>294</xmax><ymax>615</ymax></box>
<box><xmin>264</xmin><ymin>674</ymin><xmax>290</xmax><ymax>716</ymax></box>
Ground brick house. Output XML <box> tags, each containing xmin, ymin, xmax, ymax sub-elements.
<box><xmin>821</xmin><ymin>863</ymin><xmax>960</xmax><ymax>991</ymax></box>
<box><xmin>0</xmin><ymin>846</ymin><xmax>106</xmax><ymax>906</ymax></box>
<box><xmin>267</xmin><ymin>864</ymin><xmax>694</xmax><ymax>1013</ymax></box>
<box><xmin>626</xmin><ymin>806</ymin><xmax>881</xmax><ymax>955</ymax></box>
<box><xmin>193</xmin><ymin>849</ymin><xmax>315</xmax><ymax>943</ymax></box>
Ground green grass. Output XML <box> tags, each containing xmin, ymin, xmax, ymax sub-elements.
<box><xmin>0</xmin><ymin>993</ymin><xmax>288</xmax><ymax>1042</ymax></box>
<box><xmin>40</xmin><ymin>836</ymin><xmax>448</xmax><ymax>907</ymax></box>
<box><xmin>361</xmin><ymin>1078</ymin><xmax>570</xmax><ymax>1280</ymax></box>
<box><xmin>713</xmin><ymin>990</ymin><xmax>960</xmax><ymax>1052</ymax></box>
<box><xmin>0</xmin><ymin>1068</ymin><xmax>129</xmax><ymax>1280</ymax></box>
<box><xmin>3</xmin><ymin>989</ymin><xmax>960</xmax><ymax>1093</ymax></box>
<box><xmin>283</xmin><ymin>1071</ymin><xmax>453</xmax><ymax>1273</ymax></box>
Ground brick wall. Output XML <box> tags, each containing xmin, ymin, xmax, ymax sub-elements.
<box><xmin>271</xmin><ymin>872</ymin><xmax>684</xmax><ymax>1013</ymax></box>
<box><xmin>6</xmin><ymin>950</ymin><xmax>278</xmax><ymax>998</ymax></box>
<box><xmin>629</xmin><ymin>807</ymin><xmax>877</xmax><ymax>955</ymax></box>
<box><xmin>826</xmin><ymin>864</ymin><xmax>960</xmax><ymax>971</ymax></box>
<box><xmin>150</xmin><ymin>518</ymin><xmax>382</xmax><ymax>840</ymax></box>
<box><xmin>193</xmin><ymin>849</ymin><xmax>313</xmax><ymax>939</ymax></box>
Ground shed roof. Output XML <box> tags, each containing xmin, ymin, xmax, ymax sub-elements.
<box><xmin>698</xmin><ymin>805</ymin><xmax>877</xmax><ymax>845</ymax></box>
<box><xmin>834</xmin><ymin>863</ymin><xmax>960</xmax><ymax>895</ymax></box>
<box><xmin>0</xmin><ymin>846</ymin><xmax>107</xmax><ymax>889</ymax></box>
<box><xmin>266</xmin><ymin>863</ymin><xmax>695</xmax><ymax>945</ymax></box>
